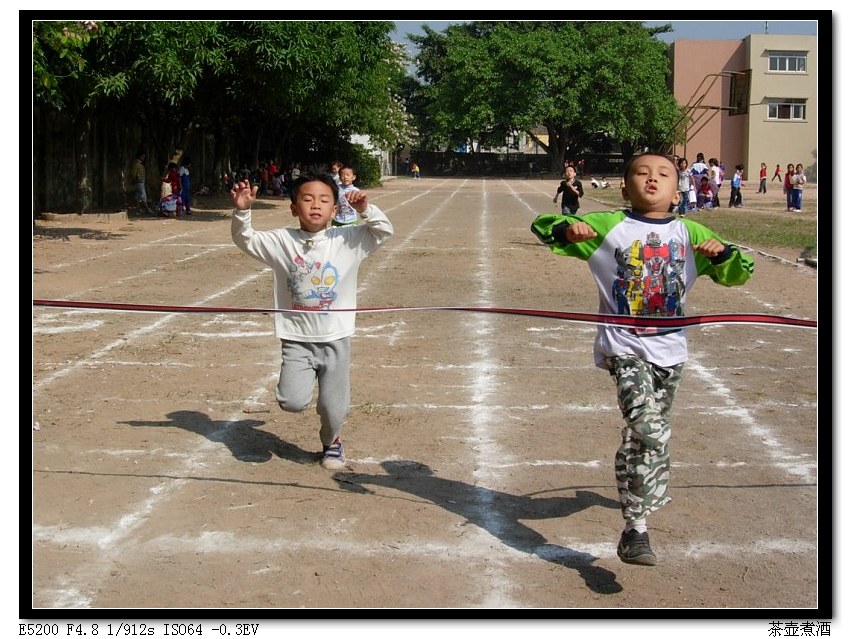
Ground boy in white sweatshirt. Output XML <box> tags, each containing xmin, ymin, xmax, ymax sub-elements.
<box><xmin>231</xmin><ymin>173</ymin><xmax>393</xmax><ymax>469</ymax></box>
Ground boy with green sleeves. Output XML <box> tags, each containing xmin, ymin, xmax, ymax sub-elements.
<box><xmin>531</xmin><ymin>152</ymin><xmax>754</xmax><ymax>566</ymax></box>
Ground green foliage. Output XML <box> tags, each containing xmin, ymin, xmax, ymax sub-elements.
<box><xmin>349</xmin><ymin>143</ymin><xmax>382</xmax><ymax>188</ymax></box>
<box><xmin>34</xmin><ymin>21</ymin><xmax>412</xmax><ymax>154</ymax></box>
<box><xmin>33</xmin><ymin>21</ymin><xmax>99</xmax><ymax>110</ymax></box>
<box><xmin>410</xmin><ymin>21</ymin><xmax>682</xmax><ymax>166</ymax></box>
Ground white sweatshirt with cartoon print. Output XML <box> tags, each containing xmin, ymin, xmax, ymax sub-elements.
<box><xmin>232</xmin><ymin>204</ymin><xmax>393</xmax><ymax>342</ymax></box>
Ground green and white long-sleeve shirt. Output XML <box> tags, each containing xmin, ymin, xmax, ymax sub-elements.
<box><xmin>531</xmin><ymin>209</ymin><xmax>754</xmax><ymax>368</ymax></box>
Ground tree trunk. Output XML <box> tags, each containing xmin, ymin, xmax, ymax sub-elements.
<box><xmin>73</xmin><ymin>108</ymin><xmax>94</xmax><ymax>214</ymax></box>
<box><xmin>545</xmin><ymin>124</ymin><xmax>569</xmax><ymax>176</ymax></box>
<box><xmin>212</xmin><ymin>120</ymin><xmax>231</xmax><ymax>192</ymax></box>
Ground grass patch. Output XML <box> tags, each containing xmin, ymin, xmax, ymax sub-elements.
<box><xmin>580</xmin><ymin>189</ymin><xmax>817</xmax><ymax>253</ymax></box>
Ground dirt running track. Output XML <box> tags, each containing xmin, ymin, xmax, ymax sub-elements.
<box><xmin>31</xmin><ymin>178</ymin><xmax>820</xmax><ymax>619</ymax></box>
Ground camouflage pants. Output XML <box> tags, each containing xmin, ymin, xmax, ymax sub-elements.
<box><xmin>605</xmin><ymin>355</ymin><xmax>684</xmax><ymax>522</ymax></box>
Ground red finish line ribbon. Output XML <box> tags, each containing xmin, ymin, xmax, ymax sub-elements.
<box><xmin>32</xmin><ymin>299</ymin><xmax>817</xmax><ymax>329</ymax></box>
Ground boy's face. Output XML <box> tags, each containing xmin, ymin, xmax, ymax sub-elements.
<box><xmin>340</xmin><ymin>168</ymin><xmax>356</xmax><ymax>186</ymax></box>
<box><xmin>565</xmin><ymin>167</ymin><xmax>576</xmax><ymax>180</ymax></box>
<box><xmin>290</xmin><ymin>181</ymin><xmax>337</xmax><ymax>233</ymax></box>
<box><xmin>622</xmin><ymin>155</ymin><xmax>679</xmax><ymax>214</ymax></box>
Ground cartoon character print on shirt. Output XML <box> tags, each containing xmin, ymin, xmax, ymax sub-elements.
<box><xmin>288</xmin><ymin>255</ymin><xmax>339</xmax><ymax>311</ymax></box>
<box><xmin>614</xmin><ymin>240</ymin><xmax>645</xmax><ymax>316</ymax></box>
<box><xmin>612</xmin><ymin>233</ymin><xmax>686</xmax><ymax>329</ymax></box>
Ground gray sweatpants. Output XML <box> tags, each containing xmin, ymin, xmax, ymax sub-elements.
<box><xmin>276</xmin><ymin>338</ymin><xmax>351</xmax><ymax>447</ymax></box>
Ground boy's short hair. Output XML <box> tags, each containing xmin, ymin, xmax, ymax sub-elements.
<box><xmin>291</xmin><ymin>172</ymin><xmax>340</xmax><ymax>202</ymax></box>
<box><xmin>622</xmin><ymin>152</ymin><xmax>678</xmax><ymax>178</ymax></box>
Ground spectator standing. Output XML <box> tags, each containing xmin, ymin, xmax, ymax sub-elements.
<box><xmin>757</xmin><ymin>162</ymin><xmax>767</xmax><ymax>194</ymax></box>
<box><xmin>131</xmin><ymin>151</ymin><xmax>154</xmax><ymax>215</ymax></box>
<box><xmin>728</xmin><ymin>164</ymin><xmax>744</xmax><ymax>208</ymax></box>
<box><xmin>690</xmin><ymin>152</ymin><xmax>708</xmax><ymax>177</ymax></box>
<box><xmin>789</xmin><ymin>163</ymin><xmax>807</xmax><ymax>212</ymax></box>
<box><xmin>783</xmin><ymin>163</ymin><xmax>795</xmax><ymax>211</ymax></box>
<box><xmin>676</xmin><ymin>157</ymin><xmax>694</xmax><ymax>217</ymax></box>
<box><xmin>708</xmin><ymin>158</ymin><xmax>723</xmax><ymax>208</ymax></box>
<box><xmin>258</xmin><ymin>162</ymin><xmax>269</xmax><ymax>197</ymax></box>
<box><xmin>179</xmin><ymin>157</ymin><xmax>192</xmax><ymax>215</ymax></box>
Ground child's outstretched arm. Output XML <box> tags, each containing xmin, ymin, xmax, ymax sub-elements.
<box><xmin>566</xmin><ymin>221</ymin><xmax>597</xmax><ymax>242</ymax></box>
<box><xmin>692</xmin><ymin>238</ymin><xmax>726</xmax><ymax>258</ymax></box>
<box><xmin>345</xmin><ymin>189</ymin><xmax>393</xmax><ymax>246</ymax></box>
<box><xmin>684</xmin><ymin>220</ymin><xmax>754</xmax><ymax>286</ymax></box>
<box><xmin>231</xmin><ymin>179</ymin><xmax>258</xmax><ymax>210</ymax></box>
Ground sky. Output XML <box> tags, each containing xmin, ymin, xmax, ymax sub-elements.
<box><xmin>393</xmin><ymin>19</ymin><xmax>820</xmax><ymax>46</ymax></box>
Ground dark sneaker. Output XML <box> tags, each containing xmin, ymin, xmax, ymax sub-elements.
<box><xmin>321</xmin><ymin>438</ymin><xmax>346</xmax><ymax>470</ymax></box>
<box><xmin>617</xmin><ymin>529</ymin><xmax>657</xmax><ymax>566</ymax></box>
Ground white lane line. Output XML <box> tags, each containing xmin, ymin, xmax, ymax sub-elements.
<box><xmin>356</xmin><ymin>178</ymin><xmax>468</xmax><ymax>293</ymax></box>
<box><xmin>33</xmin><ymin>371</ymin><xmax>280</xmax><ymax>608</ymax></box>
<box><xmin>34</xmin><ymin>526</ymin><xmax>816</xmax><ymax>564</ymax></box>
<box><xmin>42</xmin><ymin>230</ymin><xmax>195</xmax><ymax>270</ymax></box>
<box><xmin>688</xmin><ymin>358</ymin><xmax>817</xmax><ymax>483</ymax></box>
<box><xmin>463</xmin><ymin>179</ymin><xmax>519</xmax><ymax>607</ymax></box>
<box><xmin>32</xmin><ymin>271</ymin><xmax>268</xmax><ymax>394</ymax></box>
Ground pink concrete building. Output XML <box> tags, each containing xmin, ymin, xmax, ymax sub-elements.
<box><xmin>669</xmin><ymin>34</ymin><xmax>817</xmax><ymax>182</ymax></box>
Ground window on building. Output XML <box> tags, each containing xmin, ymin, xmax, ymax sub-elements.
<box><xmin>767</xmin><ymin>99</ymin><xmax>807</xmax><ymax>120</ymax></box>
<box><xmin>767</xmin><ymin>50</ymin><xmax>807</xmax><ymax>73</ymax></box>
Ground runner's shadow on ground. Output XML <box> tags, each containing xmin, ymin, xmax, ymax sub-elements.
<box><xmin>333</xmin><ymin>460</ymin><xmax>624</xmax><ymax>595</ymax></box>
<box><xmin>120</xmin><ymin>410</ymin><xmax>318</xmax><ymax>464</ymax></box>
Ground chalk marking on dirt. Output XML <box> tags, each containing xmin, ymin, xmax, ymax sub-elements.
<box><xmin>456</xmin><ymin>179</ymin><xmax>520</xmax><ymax>608</ymax></box>
<box><xmin>41</xmin><ymin>230</ymin><xmax>196</xmax><ymax>270</ymax></box>
<box><xmin>33</xmin><ymin>373</ymin><xmax>279</xmax><ymax>608</ymax></box>
<box><xmin>356</xmin><ymin>178</ymin><xmax>466</xmax><ymax>294</ymax></box>
<box><xmin>179</xmin><ymin>331</ymin><xmax>274</xmax><ymax>338</ymax></box>
<box><xmin>36</xmin><ymin>245</ymin><xmax>233</xmax><ymax>304</ymax></box>
<box><xmin>501</xmin><ymin>178</ymin><xmax>550</xmax><ymax>216</ymax></box>
<box><xmin>32</xmin><ymin>271</ymin><xmax>268</xmax><ymax>394</ymax></box>
<box><xmin>688</xmin><ymin>359</ymin><xmax>816</xmax><ymax>482</ymax></box>
<box><xmin>119</xmin><ymin>530</ymin><xmax>818</xmax><ymax>563</ymax></box>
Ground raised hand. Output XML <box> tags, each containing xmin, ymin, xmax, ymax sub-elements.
<box><xmin>231</xmin><ymin>179</ymin><xmax>258</xmax><ymax>210</ymax></box>
<box><xmin>345</xmin><ymin>189</ymin><xmax>369</xmax><ymax>213</ymax></box>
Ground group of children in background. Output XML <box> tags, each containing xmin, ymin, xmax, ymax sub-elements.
<box><xmin>130</xmin><ymin>149</ymin><xmax>192</xmax><ymax>217</ymax></box>
<box><xmin>554</xmin><ymin>153</ymin><xmax>809</xmax><ymax>218</ymax></box>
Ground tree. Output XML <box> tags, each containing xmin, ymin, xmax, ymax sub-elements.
<box><xmin>33</xmin><ymin>21</ymin><xmax>414</xmax><ymax>211</ymax></box>
<box><xmin>410</xmin><ymin>21</ymin><xmax>681</xmax><ymax>173</ymax></box>
<box><xmin>33</xmin><ymin>20</ymin><xmax>103</xmax><ymax>213</ymax></box>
